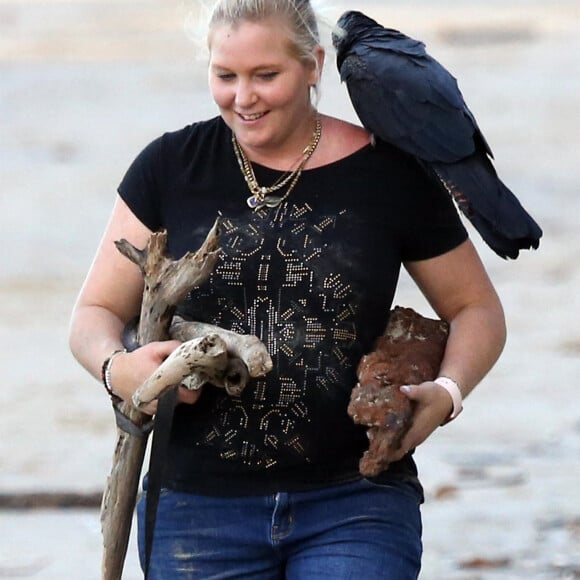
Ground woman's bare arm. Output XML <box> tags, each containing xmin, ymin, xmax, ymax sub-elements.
<box><xmin>391</xmin><ymin>239</ymin><xmax>506</xmax><ymax>457</ymax></box>
<box><xmin>69</xmin><ymin>196</ymin><xmax>200</xmax><ymax>413</ymax></box>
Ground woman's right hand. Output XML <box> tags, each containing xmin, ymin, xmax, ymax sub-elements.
<box><xmin>108</xmin><ymin>340</ymin><xmax>203</xmax><ymax>415</ymax></box>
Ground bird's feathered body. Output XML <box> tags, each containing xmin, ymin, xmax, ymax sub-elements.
<box><xmin>332</xmin><ymin>11</ymin><xmax>542</xmax><ymax>259</ymax></box>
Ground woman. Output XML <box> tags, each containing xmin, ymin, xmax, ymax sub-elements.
<box><xmin>69</xmin><ymin>1</ymin><xmax>506</xmax><ymax>578</ymax></box>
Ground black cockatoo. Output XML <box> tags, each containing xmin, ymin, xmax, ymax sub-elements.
<box><xmin>332</xmin><ymin>10</ymin><xmax>542</xmax><ymax>259</ymax></box>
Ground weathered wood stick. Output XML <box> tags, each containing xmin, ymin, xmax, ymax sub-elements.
<box><xmin>219</xmin><ymin>357</ymin><xmax>250</xmax><ymax>396</ymax></box>
<box><xmin>121</xmin><ymin>316</ymin><xmax>267</xmax><ymax>396</ymax></box>
<box><xmin>132</xmin><ymin>335</ymin><xmax>229</xmax><ymax>409</ymax></box>
<box><xmin>116</xmin><ymin>224</ymin><xmax>221</xmax><ymax>347</ymax></box>
<box><xmin>100</xmin><ymin>220</ymin><xmax>221</xmax><ymax>580</ymax></box>
<box><xmin>348</xmin><ymin>306</ymin><xmax>449</xmax><ymax>477</ymax></box>
<box><xmin>134</xmin><ymin>318</ymin><xmax>274</xmax><ymax>406</ymax></box>
<box><xmin>170</xmin><ymin>316</ymin><xmax>273</xmax><ymax>378</ymax></box>
<box><xmin>177</xmin><ymin>355</ymin><xmax>250</xmax><ymax>396</ymax></box>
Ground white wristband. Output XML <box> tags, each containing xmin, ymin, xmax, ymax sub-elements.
<box><xmin>434</xmin><ymin>376</ymin><xmax>463</xmax><ymax>424</ymax></box>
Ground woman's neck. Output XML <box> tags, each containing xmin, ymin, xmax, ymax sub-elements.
<box><xmin>235</xmin><ymin>113</ymin><xmax>321</xmax><ymax>171</ymax></box>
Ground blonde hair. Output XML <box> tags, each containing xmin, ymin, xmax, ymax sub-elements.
<box><xmin>209</xmin><ymin>1</ymin><xmax>319</xmax><ymax>58</ymax></box>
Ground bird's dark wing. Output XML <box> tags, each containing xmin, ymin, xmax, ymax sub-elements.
<box><xmin>340</xmin><ymin>42</ymin><xmax>491</xmax><ymax>163</ymax></box>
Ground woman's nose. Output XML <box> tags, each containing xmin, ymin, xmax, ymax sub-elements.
<box><xmin>234</xmin><ymin>79</ymin><xmax>257</xmax><ymax>108</ymax></box>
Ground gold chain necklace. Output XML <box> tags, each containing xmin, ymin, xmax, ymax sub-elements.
<box><xmin>232</xmin><ymin>116</ymin><xmax>322</xmax><ymax>210</ymax></box>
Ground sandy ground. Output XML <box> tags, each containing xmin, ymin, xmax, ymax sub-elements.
<box><xmin>0</xmin><ymin>1</ymin><xmax>579</xmax><ymax>578</ymax></box>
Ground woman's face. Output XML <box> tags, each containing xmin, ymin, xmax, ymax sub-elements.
<box><xmin>208</xmin><ymin>18</ymin><xmax>322</xmax><ymax>158</ymax></box>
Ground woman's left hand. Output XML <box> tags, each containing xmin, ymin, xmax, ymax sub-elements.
<box><xmin>387</xmin><ymin>381</ymin><xmax>455</xmax><ymax>462</ymax></box>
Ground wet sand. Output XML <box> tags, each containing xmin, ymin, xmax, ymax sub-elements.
<box><xmin>0</xmin><ymin>1</ymin><xmax>579</xmax><ymax>578</ymax></box>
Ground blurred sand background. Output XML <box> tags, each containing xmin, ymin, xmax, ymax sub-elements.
<box><xmin>0</xmin><ymin>0</ymin><xmax>579</xmax><ymax>578</ymax></box>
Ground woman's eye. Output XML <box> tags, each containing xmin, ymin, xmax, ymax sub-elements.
<box><xmin>258</xmin><ymin>72</ymin><xmax>278</xmax><ymax>80</ymax></box>
<box><xmin>217</xmin><ymin>73</ymin><xmax>235</xmax><ymax>81</ymax></box>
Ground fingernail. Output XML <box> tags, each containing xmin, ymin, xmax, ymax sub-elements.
<box><xmin>400</xmin><ymin>385</ymin><xmax>411</xmax><ymax>393</ymax></box>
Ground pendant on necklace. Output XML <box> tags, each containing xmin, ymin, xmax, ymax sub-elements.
<box><xmin>246</xmin><ymin>194</ymin><xmax>284</xmax><ymax>210</ymax></box>
<box><xmin>246</xmin><ymin>195</ymin><xmax>265</xmax><ymax>210</ymax></box>
<box><xmin>263</xmin><ymin>195</ymin><xmax>284</xmax><ymax>208</ymax></box>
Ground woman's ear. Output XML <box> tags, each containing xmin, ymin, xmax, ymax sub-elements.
<box><xmin>311</xmin><ymin>44</ymin><xmax>325</xmax><ymax>85</ymax></box>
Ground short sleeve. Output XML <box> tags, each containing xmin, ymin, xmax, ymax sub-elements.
<box><xmin>117</xmin><ymin>136</ymin><xmax>164</xmax><ymax>231</ymax></box>
<box><xmin>395</xmin><ymin>158</ymin><xmax>468</xmax><ymax>262</ymax></box>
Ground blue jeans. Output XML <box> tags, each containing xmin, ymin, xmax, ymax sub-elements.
<box><xmin>137</xmin><ymin>478</ymin><xmax>422</xmax><ymax>579</ymax></box>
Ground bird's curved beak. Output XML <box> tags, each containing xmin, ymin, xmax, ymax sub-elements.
<box><xmin>331</xmin><ymin>24</ymin><xmax>347</xmax><ymax>48</ymax></box>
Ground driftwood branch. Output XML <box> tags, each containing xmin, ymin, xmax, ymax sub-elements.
<box><xmin>120</xmin><ymin>316</ymin><xmax>274</xmax><ymax>406</ymax></box>
<box><xmin>169</xmin><ymin>318</ymin><xmax>273</xmax><ymax>396</ymax></box>
<box><xmin>170</xmin><ymin>316</ymin><xmax>273</xmax><ymax>378</ymax></box>
<box><xmin>114</xmin><ymin>221</ymin><xmax>221</xmax><ymax>345</ymax></box>
<box><xmin>132</xmin><ymin>335</ymin><xmax>229</xmax><ymax>408</ymax></box>
<box><xmin>100</xmin><ymin>220</ymin><xmax>221</xmax><ymax>580</ymax></box>
<box><xmin>348</xmin><ymin>306</ymin><xmax>449</xmax><ymax>477</ymax></box>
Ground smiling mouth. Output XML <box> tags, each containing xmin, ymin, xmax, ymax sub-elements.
<box><xmin>237</xmin><ymin>112</ymin><xmax>267</xmax><ymax>121</ymax></box>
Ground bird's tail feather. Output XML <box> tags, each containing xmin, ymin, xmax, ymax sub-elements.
<box><xmin>430</xmin><ymin>154</ymin><xmax>543</xmax><ymax>259</ymax></box>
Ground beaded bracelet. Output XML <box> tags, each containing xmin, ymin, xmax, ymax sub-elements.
<box><xmin>434</xmin><ymin>376</ymin><xmax>463</xmax><ymax>424</ymax></box>
<box><xmin>101</xmin><ymin>349</ymin><xmax>127</xmax><ymax>400</ymax></box>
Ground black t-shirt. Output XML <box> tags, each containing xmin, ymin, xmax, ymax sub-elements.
<box><xmin>118</xmin><ymin>116</ymin><xmax>467</xmax><ymax>496</ymax></box>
